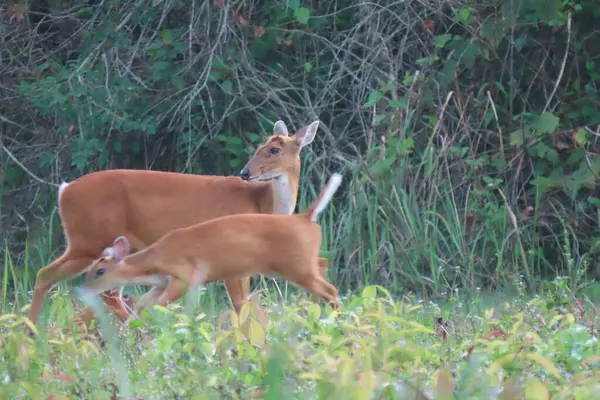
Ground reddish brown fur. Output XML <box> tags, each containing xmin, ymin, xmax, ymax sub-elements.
<box><xmin>80</xmin><ymin>174</ymin><xmax>342</xmax><ymax>323</ymax></box>
<box><xmin>27</xmin><ymin>120</ymin><xmax>322</xmax><ymax>327</ymax></box>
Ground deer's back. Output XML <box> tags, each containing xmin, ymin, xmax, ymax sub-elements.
<box><xmin>58</xmin><ymin>169</ymin><xmax>273</xmax><ymax>254</ymax></box>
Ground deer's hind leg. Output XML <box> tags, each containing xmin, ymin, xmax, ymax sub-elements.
<box><xmin>224</xmin><ymin>276</ymin><xmax>251</xmax><ymax>315</ymax></box>
<box><xmin>318</xmin><ymin>257</ymin><xmax>329</xmax><ymax>279</ymax></box>
<box><xmin>307</xmin><ymin>277</ymin><xmax>339</xmax><ymax>309</ymax></box>
<box><xmin>309</xmin><ymin>257</ymin><xmax>330</xmax><ymax>303</ymax></box>
<box><xmin>281</xmin><ymin>259</ymin><xmax>339</xmax><ymax>309</ymax></box>
<box><xmin>29</xmin><ymin>251</ymin><xmax>96</xmax><ymax>325</ymax></box>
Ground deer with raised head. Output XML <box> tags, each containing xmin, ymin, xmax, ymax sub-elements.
<box><xmin>27</xmin><ymin>120</ymin><xmax>325</xmax><ymax>329</ymax></box>
<box><xmin>76</xmin><ymin>173</ymin><xmax>343</xmax><ymax>327</ymax></box>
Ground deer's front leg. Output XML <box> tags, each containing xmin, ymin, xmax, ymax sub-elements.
<box><xmin>155</xmin><ymin>279</ymin><xmax>188</xmax><ymax>307</ymax></box>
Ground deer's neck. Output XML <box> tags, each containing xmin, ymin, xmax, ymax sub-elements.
<box><xmin>124</xmin><ymin>249</ymin><xmax>160</xmax><ymax>275</ymax></box>
<box><xmin>271</xmin><ymin>174</ymin><xmax>299</xmax><ymax>215</ymax></box>
<box><xmin>120</xmin><ymin>251</ymin><xmax>171</xmax><ymax>287</ymax></box>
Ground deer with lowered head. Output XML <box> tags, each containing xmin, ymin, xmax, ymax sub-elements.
<box><xmin>27</xmin><ymin>120</ymin><xmax>327</xmax><ymax>330</ymax></box>
<box><xmin>76</xmin><ymin>173</ymin><xmax>343</xmax><ymax>328</ymax></box>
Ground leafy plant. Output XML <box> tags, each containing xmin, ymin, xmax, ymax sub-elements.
<box><xmin>1</xmin><ymin>286</ymin><xmax>599</xmax><ymax>399</ymax></box>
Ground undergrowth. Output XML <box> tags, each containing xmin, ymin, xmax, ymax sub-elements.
<box><xmin>1</xmin><ymin>284</ymin><xmax>599</xmax><ymax>399</ymax></box>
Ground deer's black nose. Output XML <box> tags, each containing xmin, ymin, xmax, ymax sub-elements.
<box><xmin>240</xmin><ymin>168</ymin><xmax>250</xmax><ymax>181</ymax></box>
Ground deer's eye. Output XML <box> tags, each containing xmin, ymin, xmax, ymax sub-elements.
<box><xmin>96</xmin><ymin>268</ymin><xmax>107</xmax><ymax>277</ymax></box>
<box><xmin>268</xmin><ymin>147</ymin><xmax>281</xmax><ymax>156</ymax></box>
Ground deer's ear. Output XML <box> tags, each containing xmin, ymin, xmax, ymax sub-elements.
<box><xmin>296</xmin><ymin>120</ymin><xmax>319</xmax><ymax>148</ymax></box>
<box><xmin>273</xmin><ymin>120</ymin><xmax>289</xmax><ymax>136</ymax></box>
<box><xmin>111</xmin><ymin>236</ymin><xmax>131</xmax><ymax>262</ymax></box>
<box><xmin>101</xmin><ymin>247</ymin><xmax>114</xmax><ymax>258</ymax></box>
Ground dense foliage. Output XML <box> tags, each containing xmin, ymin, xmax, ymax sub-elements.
<box><xmin>1</xmin><ymin>287</ymin><xmax>599</xmax><ymax>399</ymax></box>
<box><xmin>1</xmin><ymin>0</ymin><xmax>600</xmax><ymax>296</ymax></box>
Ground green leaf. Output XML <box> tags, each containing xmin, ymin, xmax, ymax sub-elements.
<box><xmin>587</xmin><ymin>197</ymin><xmax>600</xmax><ymax>207</ymax></box>
<box><xmin>526</xmin><ymin>353</ymin><xmax>562</xmax><ymax>380</ymax></box>
<box><xmin>509</xmin><ymin>129</ymin><xmax>526</xmax><ymax>147</ymax></box>
<box><xmin>229</xmin><ymin>158</ymin><xmax>242</xmax><ymax>168</ymax></box>
<box><xmin>211</xmin><ymin>56</ymin><xmax>228</xmax><ymax>70</ymax></box>
<box><xmin>398</xmin><ymin>138</ymin><xmax>415</xmax><ymax>155</ymax></box>
<box><xmin>495</xmin><ymin>81</ymin><xmax>507</xmax><ymax>96</ymax></box>
<box><xmin>309</xmin><ymin>15</ymin><xmax>328</xmax><ymax>28</ymax></box>
<box><xmin>381</xmin><ymin>81</ymin><xmax>395</xmax><ymax>93</ymax></box>
<box><xmin>370</xmin><ymin>157</ymin><xmax>395</xmax><ymax>176</ymax></box>
<box><xmin>306</xmin><ymin>302</ymin><xmax>321</xmax><ymax>322</ymax></box>
<box><xmin>287</xmin><ymin>0</ymin><xmax>300</xmax><ymax>10</ymax></box>
<box><xmin>524</xmin><ymin>376</ymin><xmax>549</xmax><ymax>400</ymax></box>
<box><xmin>209</xmin><ymin>70</ymin><xmax>222</xmax><ymax>80</ymax></box>
<box><xmin>251</xmin><ymin>37</ymin><xmax>272</xmax><ymax>60</ymax></box>
<box><xmin>362</xmin><ymin>285</ymin><xmax>377</xmax><ymax>299</ymax></box>
<box><xmin>531</xmin><ymin>142</ymin><xmax>559</xmax><ymax>163</ymax></box>
<box><xmin>128</xmin><ymin>320</ymin><xmax>145</xmax><ymax>328</ymax></box>
<box><xmin>415</xmin><ymin>55</ymin><xmax>440</xmax><ymax>66</ymax></box>
<box><xmin>565</xmin><ymin>148</ymin><xmax>584</xmax><ymax>166</ymax></box>
<box><xmin>434</xmin><ymin>34</ymin><xmax>453</xmax><ymax>48</ymax></box>
<box><xmin>439</xmin><ymin>59</ymin><xmax>458</xmax><ymax>89</ymax></box>
<box><xmin>533</xmin><ymin>112</ymin><xmax>559</xmax><ymax>134</ymax></box>
<box><xmin>171</xmin><ymin>74</ymin><xmax>184</xmax><ymax>90</ymax></box>
<box><xmin>153</xmin><ymin>305</ymin><xmax>172</xmax><ymax>314</ymax></box>
<box><xmin>222</xmin><ymin>80</ymin><xmax>233</xmax><ymax>94</ymax></box>
<box><xmin>458</xmin><ymin>8</ymin><xmax>471</xmax><ymax>23</ymax></box>
<box><xmin>493</xmin><ymin>157</ymin><xmax>506</xmax><ymax>171</ymax></box>
<box><xmin>247</xmin><ymin>132</ymin><xmax>261</xmax><ymax>142</ymax></box>
<box><xmin>304</xmin><ymin>62</ymin><xmax>313</xmax><ymax>72</ymax></box>
<box><xmin>294</xmin><ymin>7</ymin><xmax>310</xmax><ymax>24</ymax></box>
<box><xmin>530</xmin><ymin>176</ymin><xmax>558</xmax><ymax>192</ymax></box>
<box><xmin>227</xmin><ymin>136</ymin><xmax>243</xmax><ymax>146</ymax></box>
<box><xmin>153</xmin><ymin>61</ymin><xmax>170</xmax><ymax>73</ymax></box>
<box><xmin>406</xmin><ymin>321</ymin><xmax>436</xmax><ymax>334</ymax></box>
<box><xmin>160</xmin><ymin>29</ymin><xmax>172</xmax><ymax>42</ymax></box>
<box><xmin>575</xmin><ymin>128</ymin><xmax>587</xmax><ymax>146</ymax></box>
<box><xmin>363</xmin><ymin>90</ymin><xmax>383</xmax><ymax>107</ymax></box>
<box><xmin>515</xmin><ymin>36</ymin><xmax>527</xmax><ymax>51</ymax></box>
<box><xmin>249</xmin><ymin>320</ymin><xmax>266</xmax><ymax>347</ymax></box>
<box><xmin>388</xmin><ymin>98</ymin><xmax>406</xmax><ymax>109</ymax></box>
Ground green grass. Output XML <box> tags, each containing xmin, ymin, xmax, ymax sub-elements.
<box><xmin>1</xmin><ymin>280</ymin><xmax>599</xmax><ymax>400</ymax></box>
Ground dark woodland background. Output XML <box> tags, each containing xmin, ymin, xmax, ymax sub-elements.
<box><xmin>1</xmin><ymin>0</ymin><xmax>600</xmax><ymax>296</ymax></box>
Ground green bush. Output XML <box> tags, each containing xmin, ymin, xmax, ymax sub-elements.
<box><xmin>1</xmin><ymin>287</ymin><xmax>599</xmax><ymax>399</ymax></box>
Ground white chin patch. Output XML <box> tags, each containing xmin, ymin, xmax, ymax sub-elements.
<box><xmin>252</xmin><ymin>173</ymin><xmax>281</xmax><ymax>182</ymax></box>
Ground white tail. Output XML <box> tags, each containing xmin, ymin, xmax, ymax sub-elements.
<box><xmin>307</xmin><ymin>173</ymin><xmax>343</xmax><ymax>222</ymax></box>
<box><xmin>58</xmin><ymin>182</ymin><xmax>69</xmax><ymax>202</ymax></box>
<box><xmin>27</xmin><ymin>120</ymin><xmax>324</xmax><ymax>328</ymax></box>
